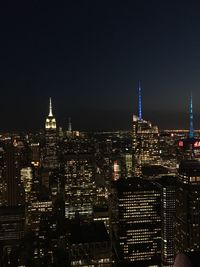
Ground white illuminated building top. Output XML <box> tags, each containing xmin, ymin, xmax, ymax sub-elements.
<box><xmin>45</xmin><ymin>97</ymin><xmax>56</xmax><ymax>129</ymax></box>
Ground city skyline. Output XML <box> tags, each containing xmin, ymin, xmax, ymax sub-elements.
<box><xmin>2</xmin><ymin>2</ymin><xmax>200</xmax><ymax>266</ymax></box>
<box><xmin>1</xmin><ymin>1</ymin><xmax>200</xmax><ymax>130</ymax></box>
<box><xmin>0</xmin><ymin>91</ymin><xmax>197</xmax><ymax>132</ymax></box>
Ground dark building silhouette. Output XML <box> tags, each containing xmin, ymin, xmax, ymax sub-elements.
<box><xmin>70</xmin><ymin>221</ymin><xmax>112</xmax><ymax>266</ymax></box>
<box><xmin>5</xmin><ymin>142</ymin><xmax>24</xmax><ymax>206</ymax></box>
<box><xmin>176</xmin><ymin>160</ymin><xmax>200</xmax><ymax>253</ymax></box>
<box><xmin>0</xmin><ymin>206</ymin><xmax>25</xmax><ymax>265</ymax></box>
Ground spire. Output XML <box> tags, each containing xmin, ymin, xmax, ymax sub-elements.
<box><xmin>49</xmin><ymin>97</ymin><xmax>53</xmax><ymax>117</ymax></box>
<box><xmin>138</xmin><ymin>80</ymin><xmax>142</xmax><ymax>120</ymax></box>
<box><xmin>68</xmin><ymin>117</ymin><xmax>72</xmax><ymax>132</ymax></box>
<box><xmin>45</xmin><ymin>97</ymin><xmax>56</xmax><ymax>130</ymax></box>
<box><xmin>189</xmin><ymin>93</ymin><xmax>194</xmax><ymax>138</ymax></box>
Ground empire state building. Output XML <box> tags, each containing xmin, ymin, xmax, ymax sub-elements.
<box><xmin>43</xmin><ymin>98</ymin><xmax>59</xmax><ymax>169</ymax></box>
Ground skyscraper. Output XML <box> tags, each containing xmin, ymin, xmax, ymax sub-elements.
<box><xmin>5</xmin><ymin>141</ymin><xmax>24</xmax><ymax>206</ymax></box>
<box><xmin>177</xmin><ymin>94</ymin><xmax>200</xmax><ymax>161</ymax></box>
<box><xmin>115</xmin><ymin>177</ymin><xmax>161</xmax><ymax>266</ymax></box>
<box><xmin>156</xmin><ymin>176</ymin><xmax>177</xmax><ymax>267</ymax></box>
<box><xmin>132</xmin><ymin>82</ymin><xmax>160</xmax><ymax>176</ymax></box>
<box><xmin>43</xmin><ymin>98</ymin><xmax>59</xmax><ymax>169</ymax></box>
<box><xmin>64</xmin><ymin>154</ymin><xmax>96</xmax><ymax>219</ymax></box>
<box><xmin>176</xmin><ymin>160</ymin><xmax>200</xmax><ymax>253</ymax></box>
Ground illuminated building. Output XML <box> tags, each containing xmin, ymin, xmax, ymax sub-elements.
<box><xmin>27</xmin><ymin>171</ymin><xmax>52</xmax><ymax>231</ymax></box>
<box><xmin>27</xmin><ymin>197</ymin><xmax>52</xmax><ymax>232</ymax></box>
<box><xmin>115</xmin><ymin>177</ymin><xmax>161</xmax><ymax>266</ymax></box>
<box><xmin>20</xmin><ymin>167</ymin><xmax>33</xmax><ymax>203</ymax></box>
<box><xmin>30</xmin><ymin>142</ymin><xmax>40</xmax><ymax>167</ymax></box>
<box><xmin>113</xmin><ymin>160</ymin><xmax>121</xmax><ymax>181</ymax></box>
<box><xmin>123</xmin><ymin>153</ymin><xmax>132</xmax><ymax>177</ymax></box>
<box><xmin>43</xmin><ymin>98</ymin><xmax>59</xmax><ymax>169</ymax></box>
<box><xmin>177</xmin><ymin>94</ymin><xmax>200</xmax><ymax>161</ymax></box>
<box><xmin>68</xmin><ymin>117</ymin><xmax>72</xmax><ymax>132</ymax></box>
<box><xmin>132</xmin><ymin>82</ymin><xmax>160</xmax><ymax>176</ymax></box>
<box><xmin>64</xmin><ymin>154</ymin><xmax>96</xmax><ymax>219</ymax></box>
<box><xmin>66</xmin><ymin>117</ymin><xmax>73</xmax><ymax>137</ymax></box>
<box><xmin>93</xmin><ymin>204</ymin><xmax>110</xmax><ymax>234</ymax></box>
<box><xmin>159</xmin><ymin>132</ymin><xmax>177</xmax><ymax>172</ymax></box>
<box><xmin>156</xmin><ymin>176</ymin><xmax>177</xmax><ymax>267</ymax></box>
<box><xmin>176</xmin><ymin>160</ymin><xmax>200</xmax><ymax>253</ymax></box>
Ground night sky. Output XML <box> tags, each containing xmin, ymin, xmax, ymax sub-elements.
<box><xmin>1</xmin><ymin>0</ymin><xmax>200</xmax><ymax>131</ymax></box>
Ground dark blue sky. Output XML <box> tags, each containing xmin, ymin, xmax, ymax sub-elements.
<box><xmin>0</xmin><ymin>0</ymin><xmax>200</xmax><ymax>131</ymax></box>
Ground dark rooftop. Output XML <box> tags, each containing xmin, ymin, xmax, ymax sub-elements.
<box><xmin>70</xmin><ymin>221</ymin><xmax>109</xmax><ymax>244</ymax></box>
<box><xmin>178</xmin><ymin>160</ymin><xmax>200</xmax><ymax>176</ymax></box>
<box><xmin>156</xmin><ymin>176</ymin><xmax>178</xmax><ymax>187</ymax></box>
<box><xmin>114</xmin><ymin>177</ymin><xmax>158</xmax><ymax>192</ymax></box>
<box><xmin>142</xmin><ymin>165</ymin><xmax>169</xmax><ymax>177</ymax></box>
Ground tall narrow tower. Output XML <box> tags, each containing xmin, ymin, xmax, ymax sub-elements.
<box><xmin>189</xmin><ymin>93</ymin><xmax>194</xmax><ymax>139</ymax></box>
<box><xmin>43</xmin><ymin>98</ymin><xmax>58</xmax><ymax>169</ymax></box>
<box><xmin>132</xmin><ymin>82</ymin><xmax>160</xmax><ymax>176</ymax></box>
<box><xmin>45</xmin><ymin>98</ymin><xmax>56</xmax><ymax>129</ymax></box>
<box><xmin>138</xmin><ymin>80</ymin><xmax>142</xmax><ymax>120</ymax></box>
<box><xmin>177</xmin><ymin>93</ymin><xmax>200</xmax><ymax>160</ymax></box>
<box><xmin>68</xmin><ymin>117</ymin><xmax>72</xmax><ymax>132</ymax></box>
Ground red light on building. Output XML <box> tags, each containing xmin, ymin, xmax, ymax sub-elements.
<box><xmin>178</xmin><ymin>141</ymin><xmax>184</xmax><ymax>147</ymax></box>
<box><xmin>193</xmin><ymin>141</ymin><xmax>200</xmax><ymax>148</ymax></box>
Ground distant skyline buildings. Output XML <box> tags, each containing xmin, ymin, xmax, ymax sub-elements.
<box><xmin>3</xmin><ymin>91</ymin><xmax>199</xmax><ymax>133</ymax></box>
<box><xmin>0</xmin><ymin>86</ymin><xmax>199</xmax><ymax>132</ymax></box>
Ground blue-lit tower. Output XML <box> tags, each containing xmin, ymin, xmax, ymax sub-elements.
<box><xmin>189</xmin><ymin>93</ymin><xmax>194</xmax><ymax>139</ymax></box>
<box><xmin>177</xmin><ymin>93</ymin><xmax>200</xmax><ymax>160</ymax></box>
<box><xmin>132</xmin><ymin>82</ymin><xmax>160</xmax><ymax>176</ymax></box>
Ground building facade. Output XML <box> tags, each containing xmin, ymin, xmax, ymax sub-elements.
<box><xmin>43</xmin><ymin>98</ymin><xmax>59</xmax><ymax>169</ymax></box>
<box><xmin>115</xmin><ymin>177</ymin><xmax>161</xmax><ymax>266</ymax></box>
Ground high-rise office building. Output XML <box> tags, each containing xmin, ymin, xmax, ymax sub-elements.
<box><xmin>177</xmin><ymin>94</ymin><xmax>200</xmax><ymax>161</ymax></box>
<box><xmin>115</xmin><ymin>177</ymin><xmax>161</xmax><ymax>266</ymax></box>
<box><xmin>156</xmin><ymin>176</ymin><xmax>177</xmax><ymax>267</ymax></box>
<box><xmin>30</xmin><ymin>142</ymin><xmax>40</xmax><ymax>167</ymax></box>
<box><xmin>176</xmin><ymin>160</ymin><xmax>200</xmax><ymax>253</ymax></box>
<box><xmin>64</xmin><ymin>154</ymin><xmax>97</xmax><ymax>219</ymax></box>
<box><xmin>4</xmin><ymin>141</ymin><xmax>24</xmax><ymax>206</ymax></box>
<box><xmin>132</xmin><ymin>82</ymin><xmax>160</xmax><ymax>176</ymax></box>
<box><xmin>0</xmin><ymin>206</ymin><xmax>25</xmax><ymax>265</ymax></box>
<box><xmin>43</xmin><ymin>98</ymin><xmax>59</xmax><ymax>169</ymax></box>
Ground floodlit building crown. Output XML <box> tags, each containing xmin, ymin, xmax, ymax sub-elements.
<box><xmin>45</xmin><ymin>97</ymin><xmax>56</xmax><ymax>129</ymax></box>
